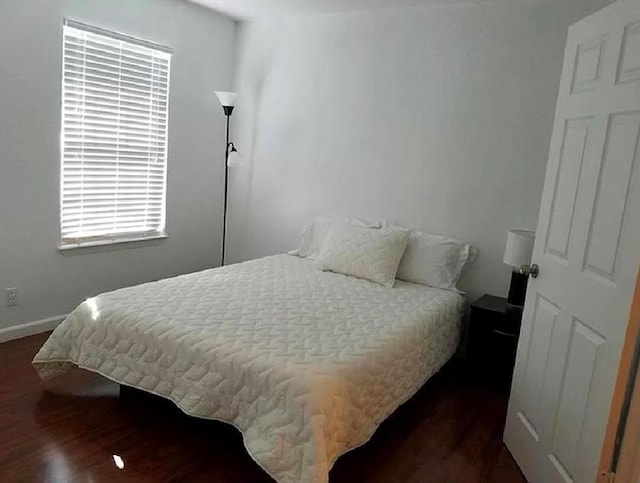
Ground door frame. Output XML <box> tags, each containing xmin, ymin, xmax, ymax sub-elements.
<box><xmin>598</xmin><ymin>266</ymin><xmax>640</xmax><ymax>482</ymax></box>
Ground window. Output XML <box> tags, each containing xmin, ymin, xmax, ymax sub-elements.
<box><xmin>60</xmin><ymin>20</ymin><xmax>171</xmax><ymax>248</ymax></box>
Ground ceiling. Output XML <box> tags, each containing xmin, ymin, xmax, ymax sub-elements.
<box><xmin>189</xmin><ymin>0</ymin><xmax>505</xmax><ymax>20</ymax></box>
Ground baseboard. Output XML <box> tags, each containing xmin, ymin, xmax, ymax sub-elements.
<box><xmin>0</xmin><ymin>314</ymin><xmax>67</xmax><ymax>344</ymax></box>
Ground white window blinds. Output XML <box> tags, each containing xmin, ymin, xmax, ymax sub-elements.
<box><xmin>60</xmin><ymin>20</ymin><xmax>171</xmax><ymax>247</ymax></box>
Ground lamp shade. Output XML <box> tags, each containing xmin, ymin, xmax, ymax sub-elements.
<box><xmin>503</xmin><ymin>229</ymin><xmax>535</xmax><ymax>267</ymax></box>
<box><xmin>215</xmin><ymin>91</ymin><xmax>237</xmax><ymax>108</ymax></box>
<box><xmin>227</xmin><ymin>148</ymin><xmax>241</xmax><ymax>167</ymax></box>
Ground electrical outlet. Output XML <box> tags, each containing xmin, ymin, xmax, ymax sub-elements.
<box><xmin>6</xmin><ymin>288</ymin><xmax>18</xmax><ymax>307</ymax></box>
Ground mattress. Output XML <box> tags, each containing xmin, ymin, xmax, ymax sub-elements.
<box><xmin>33</xmin><ymin>254</ymin><xmax>463</xmax><ymax>483</ymax></box>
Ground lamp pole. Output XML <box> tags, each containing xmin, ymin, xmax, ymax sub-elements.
<box><xmin>221</xmin><ymin>107</ymin><xmax>233</xmax><ymax>266</ymax></box>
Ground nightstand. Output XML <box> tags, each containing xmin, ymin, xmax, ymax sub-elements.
<box><xmin>467</xmin><ymin>294</ymin><xmax>523</xmax><ymax>388</ymax></box>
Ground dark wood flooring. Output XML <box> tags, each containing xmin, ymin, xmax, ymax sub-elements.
<box><xmin>0</xmin><ymin>332</ymin><xmax>526</xmax><ymax>483</ymax></box>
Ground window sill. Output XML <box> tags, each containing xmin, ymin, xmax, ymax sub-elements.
<box><xmin>58</xmin><ymin>234</ymin><xmax>168</xmax><ymax>253</ymax></box>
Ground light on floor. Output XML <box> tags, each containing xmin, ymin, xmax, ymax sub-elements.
<box><xmin>112</xmin><ymin>454</ymin><xmax>125</xmax><ymax>470</ymax></box>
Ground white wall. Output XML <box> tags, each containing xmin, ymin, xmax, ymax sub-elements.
<box><xmin>0</xmin><ymin>0</ymin><xmax>236</xmax><ymax>335</ymax></box>
<box><xmin>229</xmin><ymin>0</ymin><xmax>613</xmax><ymax>300</ymax></box>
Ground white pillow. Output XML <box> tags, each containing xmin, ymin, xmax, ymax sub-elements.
<box><xmin>393</xmin><ymin>228</ymin><xmax>476</xmax><ymax>291</ymax></box>
<box><xmin>315</xmin><ymin>224</ymin><xmax>410</xmax><ymax>288</ymax></box>
<box><xmin>291</xmin><ymin>217</ymin><xmax>381</xmax><ymax>260</ymax></box>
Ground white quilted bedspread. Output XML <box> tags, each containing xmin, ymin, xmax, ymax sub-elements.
<box><xmin>33</xmin><ymin>254</ymin><xmax>463</xmax><ymax>483</ymax></box>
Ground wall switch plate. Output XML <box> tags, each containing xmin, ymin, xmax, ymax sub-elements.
<box><xmin>6</xmin><ymin>288</ymin><xmax>18</xmax><ymax>307</ymax></box>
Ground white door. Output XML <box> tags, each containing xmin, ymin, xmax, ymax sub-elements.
<box><xmin>504</xmin><ymin>0</ymin><xmax>640</xmax><ymax>482</ymax></box>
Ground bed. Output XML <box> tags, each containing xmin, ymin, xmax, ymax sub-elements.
<box><xmin>33</xmin><ymin>253</ymin><xmax>464</xmax><ymax>483</ymax></box>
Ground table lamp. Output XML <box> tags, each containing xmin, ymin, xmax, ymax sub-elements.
<box><xmin>503</xmin><ymin>229</ymin><xmax>536</xmax><ymax>307</ymax></box>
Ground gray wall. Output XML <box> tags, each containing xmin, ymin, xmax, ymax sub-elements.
<box><xmin>0</xmin><ymin>0</ymin><xmax>236</xmax><ymax>334</ymax></box>
<box><xmin>229</xmin><ymin>0</ymin><xmax>613</xmax><ymax>300</ymax></box>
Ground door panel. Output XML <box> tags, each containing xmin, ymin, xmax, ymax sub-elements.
<box><xmin>584</xmin><ymin>112</ymin><xmax>640</xmax><ymax>282</ymax></box>
<box><xmin>505</xmin><ymin>1</ymin><xmax>640</xmax><ymax>482</ymax></box>
<box><xmin>550</xmin><ymin>319</ymin><xmax>605</xmax><ymax>478</ymax></box>
<box><xmin>519</xmin><ymin>295</ymin><xmax>560</xmax><ymax>437</ymax></box>
<box><xmin>618</xmin><ymin>21</ymin><xmax>640</xmax><ymax>84</ymax></box>
<box><xmin>545</xmin><ymin>118</ymin><xmax>591</xmax><ymax>261</ymax></box>
<box><xmin>572</xmin><ymin>36</ymin><xmax>607</xmax><ymax>94</ymax></box>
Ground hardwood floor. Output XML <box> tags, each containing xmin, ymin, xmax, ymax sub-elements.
<box><xmin>0</xmin><ymin>332</ymin><xmax>526</xmax><ymax>483</ymax></box>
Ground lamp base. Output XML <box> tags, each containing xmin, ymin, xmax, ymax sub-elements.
<box><xmin>507</xmin><ymin>270</ymin><xmax>528</xmax><ymax>307</ymax></box>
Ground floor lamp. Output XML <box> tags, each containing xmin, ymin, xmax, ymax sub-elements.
<box><xmin>214</xmin><ymin>91</ymin><xmax>237</xmax><ymax>266</ymax></box>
